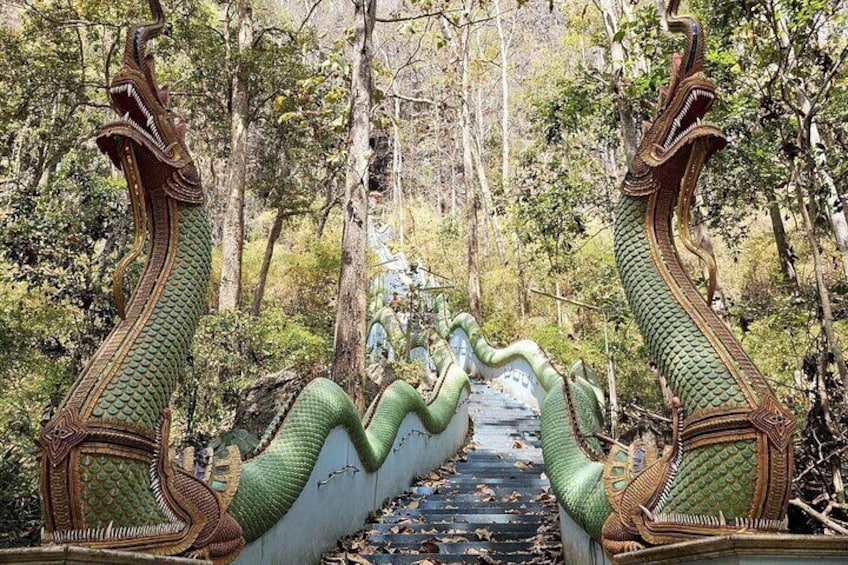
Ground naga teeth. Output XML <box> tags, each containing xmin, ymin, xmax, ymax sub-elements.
<box><xmin>650</xmin><ymin>512</ymin><xmax>788</xmax><ymax>531</ymax></box>
<box><xmin>662</xmin><ymin>89</ymin><xmax>717</xmax><ymax>149</ymax></box>
<box><xmin>108</xmin><ymin>83</ymin><xmax>166</xmax><ymax>151</ymax></box>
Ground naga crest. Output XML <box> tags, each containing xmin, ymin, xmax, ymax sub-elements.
<box><xmin>96</xmin><ymin>0</ymin><xmax>203</xmax><ymax>318</ymax></box>
<box><xmin>97</xmin><ymin>0</ymin><xmax>198</xmax><ymax>177</ymax></box>
<box><xmin>623</xmin><ymin>0</ymin><xmax>727</xmax><ymax>304</ymax></box>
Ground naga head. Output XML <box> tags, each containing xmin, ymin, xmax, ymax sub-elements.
<box><xmin>96</xmin><ymin>0</ymin><xmax>203</xmax><ymax>318</ymax></box>
<box><xmin>626</xmin><ymin>0</ymin><xmax>726</xmax><ymax>190</ymax></box>
<box><xmin>97</xmin><ymin>0</ymin><xmax>193</xmax><ymax>171</ymax></box>
<box><xmin>624</xmin><ymin>0</ymin><xmax>727</xmax><ymax>303</ymax></box>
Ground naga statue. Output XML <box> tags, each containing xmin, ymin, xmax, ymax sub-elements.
<box><xmin>38</xmin><ymin>4</ymin><xmax>471</xmax><ymax>563</ymax></box>
<box><xmin>432</xmin><ymin>1</ymin><xmax>797</xmax><ymax>545</ymax></box>
<box><xmin>34</xmin><ymin>0</ymin><xmax>797</xmax><ymax>563</ymax></box>
<box><xmin>39</xmin><ymin>1</ymin><xmax>244</xmax><ymax>562</ymax></box>
<box><xmin>599</xmin><ymin>0</ymin><xmax>796</xmax><ymax>554</ymax></box>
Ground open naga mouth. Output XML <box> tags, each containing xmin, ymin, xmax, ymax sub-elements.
<box><xmin>662</xmin><ymin>87</ymin><xmax>715</xmax><ymax>151</ymax></box>
<box><xmin>109</xmin><ymin>81</ymin><xmax>167</xmax><ymax>151</ymax></box>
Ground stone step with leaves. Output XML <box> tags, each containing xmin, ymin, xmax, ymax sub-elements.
<box><xmin>323</xmin><ymin>381</ymin><xmax>563</xmax><ymax>565</ymax></box>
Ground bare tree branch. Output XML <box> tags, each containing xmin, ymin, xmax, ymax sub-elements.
<box><xmin>389</xmin><ymin>93</ymin><xmax>437</xmax><ymax>105</ymax></box>
<box><xmin>376</xmin><ymin>10</ymin><xmax>462</xmax><ymax>24</ymax></box>
<box><xmin>790</xmin><ymin>498</ymin><xmax>848</xmax><ymax>535</ymax></box>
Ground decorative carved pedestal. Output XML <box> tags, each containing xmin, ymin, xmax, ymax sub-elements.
<box><xmin>616</xmin><ymin>534</ymin><xmax>848</xmax><ymax>565</ymax></box>
<box><xmin>0</xmin><ymin>545</ymin><xmax>211</xmax><ymax>565</ymax></box>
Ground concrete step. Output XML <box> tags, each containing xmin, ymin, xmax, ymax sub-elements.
<box><xmin>323</xmin><ymin>381</ymin><xmax>559</xmax><ymax>564</ymax></box>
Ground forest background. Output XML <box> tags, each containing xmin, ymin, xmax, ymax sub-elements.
<box><xmin>1</xmin><ymin>0</ymin><xmax>848</xmax><ymax>547</ymax></box>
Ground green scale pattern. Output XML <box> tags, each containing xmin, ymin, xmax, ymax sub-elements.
<box><xmin>69</xmin><ymin>195</ymin><xmax>476</xmax><ymax>542</ymax></box>
<box><xmin>613</xmin><ymin>196</ymin><xmax>748</xmax><ymax>413</ymax></box>
<box><xmin>92</xmin><ymin>206</ymin><xmax>211</xmax><ymax>431</ymax></box>
<box><xmin>229</xmin><ymin>339</ymin><xmax>471</xmax><ymax>542</ymax></box>
<box><xmin>80</xmin><ymin>206</ymin><xmax>210</xmax><ymax>528</ymax></box>
<box><xmin>614</xmin><ymin>195</ymin><xmax>761</xmax><ymax>519</ymax></box>
<box><xmin>369</xmin><ymin>306</ymin><xmax>408</xmax><ymax>353</ymax></box>
<box><xmin>542</xmin><ymin>383</ymin><xmax>613</xmax><ymax>539</ymax></box>
<box><xmin>80</xmin><ymin>454</ymin><xmax>166</xmax><ymax>526</ymax></box>
<box><xmin>660</xmin><ymin>441</ymin><xmax>757</xmax><ymax>517</ymax></box>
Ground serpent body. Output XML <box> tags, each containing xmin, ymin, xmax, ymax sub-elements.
<box><xmin>38</xmin><ymin>0</ymin><xmax>796</xmax><ymax>562</ymax></box>
<box><xmin>598</xmin><ymin>0</ymin><xmax>794</xmax><ymax>553</ymax></box>
<box><xmin>429</xmin><ymin>0</ymin><xmax>796</xmax><ymax>555</ymax></box>
<box><xmin>39</xmin><ymin>3</ymin><xmax>470</xmax><ymax>563</ymax></box>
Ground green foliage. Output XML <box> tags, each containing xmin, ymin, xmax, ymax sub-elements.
<box><xmin>481</xmin><ymin>308</ymin><xmax>521</xmax><ymax>346</ymax></box>
<box><xmin>621</xmin><ymin>6</ymin><xmax>676</xmax><ymax>105</ymax></box>
<box><xmin>178</xmin><ymin>219</ymin><xmax>340</xmax><ymax>442</ymax></box>
<box><xmin>258</xmin><ymin>308</ymin><xmax>332</xmax><ymax>374</ymax></box>
<box><xmin>387</xmin><ymin>358</ymin><xmax>428</xmax><ymax>388</ymax></box>
<box><xmin>0</xmin><ymin>281</ymin><xmax>78</xmax><ymax>547</ymax></box>
<box><xmin>512</xmin><ymin>152</ymin><xmax>590</xmax><ymax>275</ymax></box>
<box><xmin>245</xmin><ymin>219</ymin><xmax>342</xmax><ymax>332</ymax></box>
<box><xmin>174</xmin><ymin>308</ymin><xmax>332</xmax><ymax>442</ymax></box>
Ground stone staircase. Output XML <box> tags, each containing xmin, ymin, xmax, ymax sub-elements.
<box><xmin>324</xmin><ymin>381</ymin><xmax>561</xmax><ymax>564</ymax></box>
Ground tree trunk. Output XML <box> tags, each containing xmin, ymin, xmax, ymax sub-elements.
<box><xmin>470</xmin><ymin>94</ymin><xmax>505</xmax><ymax>262</ymax></box>
<box><xmin>514</xmin><ymin>233</ymin><xmax>530</xmax><ymax>318</ymax></box>
<box><xmin>597</xmin><ymin>0</ymin><xmax>640</xmax><ymax>164</ymax></box>
<box><xmin>555</xmin><ymin>279</ymin><xmax>564</xmax><ymax>327</ymax></box>
<box><xmin>392</xmin><ymin>98</ymin><xmax>404</xmax><ymax>245</ymax></box>
<box><xmin>494</xmin><ymin>0</ymin><xmax>510</xmax><ymax>189</ymax></box>
<box><xmin>218</xmin><ymin>0</ymin><xmax>253</xmax><ymax>312</ymax></box>
<box><xmin>801</xmin><ymin>105</ymin><xmax>848</xmax><ymax>280</ymax></box>
<box><xmin>775</xmin><ymin>11</ymin><xmax>848</xmax><ymax>279</ymax></box>
<box><xmin>250</xmin><ymin>206</ymin><xmax>286</xmax><ymax>317</ymax></box>
<box><xmin>815</xmin><ymin>350</ymin><xmax>846</xmax><ymax>504</ymax></box>
<box><xmin>689</xmin><ymin>202</ymin><xmax>729</xmax><ymax>316</ymax></box>
<box><xmin>792</xmin><ymin>157</ymin><xmax>848</xmax><ymax>395</ymax></box>
<box><xmin>461</xmin><ymin>2</ymin><xmax>482</xmax><ymax>320</ymax></box>
<box><xmin>767</xmin><ymin>190</ymin><xmax>798</xmax><ymax>287</ymax></box>
<box><xmin>315</xmin><ymin>174</ymin><xmax>341</xmax><ymax>238</ymax></box>
<box><xmin>604</xmin><ymin>315</ymin><xmax>619</xmax><ymax>439</ymax></box>
<box><xmin>331</xmin><ymin>0</ymin><xmax>375</xmax><ymax>412</ymax></box>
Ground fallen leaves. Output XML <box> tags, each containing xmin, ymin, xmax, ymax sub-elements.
<box><xmin>321</xmin><ymin>390</ymin><xmax>567</xmax><ymax>565</ymax></box>
<box><xmin>503</xmin><ymin>491</ymin><xmax>522</xmax><ymax>503</ymax></box>
<box><xmin>473</xmin><ymin>527</ymin><xmax>494</xmax><ymax>541</ymax></box>
<box><xmin>475</xmin><ymin>484</ymin><xmax>496</xmax><ymax>501</ymax></box>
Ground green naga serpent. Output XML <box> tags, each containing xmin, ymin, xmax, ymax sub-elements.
<box><xmin>590</xmin><ymin>0</ymin><xmax>795</xmax><ymax>554</ymax></box>
<box><xmin>39</xmin><ymin>2</ymin><xmax>470</xmax><ymax>563</ymax></box>
<box><xmin>429</xmin><ymin>0</ymin><xmax>796</xmax><ymax>558</ymax></box>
